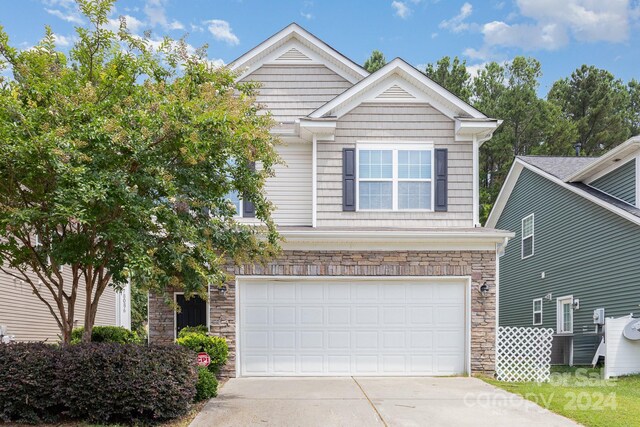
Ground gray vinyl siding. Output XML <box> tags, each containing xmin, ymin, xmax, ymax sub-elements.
<box><xmin>317</xmin><ymin>102</ymin><xmax>473</xmax><ymax>228</ymax></box>
<box><xmin>240</xmin><ymin>64</ymin><xmax>352</xmax><ymax>123</ymax></box>
<box><xmin>496</xmin><ymin>168</ymin><xmax>640</xmax><ymax>364</ymax></box>
<box><xmin>590</xmin><ymin>158</ymin><xmax>636</xmax><ymax>206</ymax></box>
<box><xmin>0</xmin><ymin>266</ymin><xmax>117</xmax><ymax>342</ymax></box>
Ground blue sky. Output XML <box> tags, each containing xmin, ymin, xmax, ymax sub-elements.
<box><xmin>2</xmin><ymin>0</ymin><xmax>640</xmax><ymax>95</ymax></box>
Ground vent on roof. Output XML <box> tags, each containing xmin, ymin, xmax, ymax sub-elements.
<box><xmin>375</xmin><ymin>84</ymin><xmax>415</xmax><ymax>99</ymax></box>
<box><xmin>275</xmin><ymin>47</ymin><xmax>312</xmax><ymax>62</ymax></box>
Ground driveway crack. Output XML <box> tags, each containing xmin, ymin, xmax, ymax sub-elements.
<box><xmin>352</xmin><ymin>377</ymin><xmax>388</xmax><ymax>427</ymax></box>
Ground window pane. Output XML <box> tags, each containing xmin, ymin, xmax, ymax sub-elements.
<box><xmin>563</xmin><ymin>303</ymin><xmax>572</xmax><ymax>331</ymax></box>
<box><xmin>523</xmin><ymin>216</ymin><xmax>534</xmax><ymax>237</ymax></box>
<box><xmin>534</xmin><ymin>313</ymin><xmax>542</xmax><ymax>324</ymax></box>
<box><xmin>359</xmin><ymin>150</ymin><xmax>392</xmax><ymax>179</ymax></box>
<box><xmin>359</xmin><ymin>182</ymin><xmax>392</xmax><ymax>209</ymax></box>
<box><xmin>398</xmin><ymin>150</ymin><xmax>431</xmax><ymax>179</ymax></box>
<box><xmin>398</xmin><ymin>182</ymin><xmax>431</xmax><ymax>209</ymax></box>
<box><xmin>533</xmin><ymin>300</ymin><xmax>541</xmax><ymax>311</ymax></box>
<box><xmin>226</xmin><ymin>190</ymin><xmax>241</xmax><ymax>215</ymax></box>
<box><xmin>522</xmin><ymin>236</ymin><xmax>533</xmax><ymax>257</ymax></box>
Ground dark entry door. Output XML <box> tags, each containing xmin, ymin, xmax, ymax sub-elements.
<box><xmin>176</xmin><ymin>294</ymin><xmax>207</xmax><ymax>336</ymax></box>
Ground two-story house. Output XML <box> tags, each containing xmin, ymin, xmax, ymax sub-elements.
<box><xmin>148</xmin><ymin>23</ymin><xmax>512</xmax><ymax>378</ymax></box>
<box><xmin>487</xmin><ymin>137</ymin><xmax>640</xmax><ymax>365</ymax></box>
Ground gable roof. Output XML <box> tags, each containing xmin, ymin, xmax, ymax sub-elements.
<box><xmin>308</xmin><ymin>57</ymin><xmax>488</xmax><ymax>121</ymax></box>
<box><xmin>229</xmin><ymin>23</ymin><xmax>369</xmax><ymax>85</ymax></box>
<box><xmin>566</xmin><ymin>136</ymin><xmax>640</xmax><ymax>182</ymax></box>
<box><xmin>486</xmin><ymin>157</ymin><xmax>640</xmax><ymax>228</ymax></box>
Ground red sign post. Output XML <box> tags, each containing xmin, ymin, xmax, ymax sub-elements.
<box><xmin>197</xmin><ymin>352</ymin><xmax>211</xmax><ymax>367</ymax></box>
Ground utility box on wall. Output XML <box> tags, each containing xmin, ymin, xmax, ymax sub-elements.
<box><xmin>593</xmin><ymin>308</ymin><xmax>605</xmax><ymax>325</ymax></box>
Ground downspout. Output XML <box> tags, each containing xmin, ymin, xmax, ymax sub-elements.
<box><xmin>472</xmin><ymin>134</ymin><xmax>480</xmax><ymax>227</ymax></box>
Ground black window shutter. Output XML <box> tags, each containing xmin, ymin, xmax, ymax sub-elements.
<box><xmin>242</xmin><ymin>162</ymin><xmax>256</xmax><ymax>218</ymax></box>
<box><xmin>343</xmin><ymin>148</ymin><xmax>356</xmax><ymax>211</ymax></box>
<box><xmin>434</xmin><ymin>148</ymin><xmax>448</xmax><ymax>212</ymax></box>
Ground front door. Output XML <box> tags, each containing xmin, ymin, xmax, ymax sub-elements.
<box><xmin>175</xmin><ymin>294</ymin><xmax>207</xmax><ymax>337</ymax></box>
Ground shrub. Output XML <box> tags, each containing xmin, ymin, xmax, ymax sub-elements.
<box><xmin>0</xmin><ymin>343</ymin><xmax>197</xmax><ymax>424</ymax></box>
<box><xmin>178</xmin><ymin>325</ymin><xmax>209</xmax><ymax>338</ymax></box>
<box><xmin>57</xmin><ymin>344</ymin><xmax>197</xmax><ymax>423</ymax></box>
<box><xmin>176</xmin><ymin>332</ymin><xmax>228</xmax><ymax>374</ymax></box>
<box><xmin>70</xmin><ymin>326</ymin><xmax>141</xmax><ymax>344</ymax></box>
<box><xmin>195</xmin><ymin>367</ymin><xmax>218</xmax><ymax>401</ymax></box>
<box><xmin>0</xmin><ymin>343</ymin><xmax>61</xmax><ymax>423</ymax></box>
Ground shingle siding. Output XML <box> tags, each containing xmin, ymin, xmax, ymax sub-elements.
<box><xmin>496</xmin><ymin>168</ymin><xmax>640</xmax><ymax>364</ymax></box>
<box><xmin>590</xmin><ymin>158</ymin><xmax>636</xmax><ymax>206</ymax></box>
<box><xmin>316</xmin><ymin>102</ymin><xmax>474</xmax><ymax>228</ymax></box>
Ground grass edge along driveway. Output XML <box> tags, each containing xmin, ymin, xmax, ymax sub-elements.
<box><xmin>480</xmin><ymin>367</ymin><xmax>640</xmax><ymax>427</ymax></box>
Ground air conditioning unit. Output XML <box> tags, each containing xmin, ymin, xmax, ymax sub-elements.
<box><xmin>593</xmin><ymin>308</ymin><xmax>605</xmax><ymax>325</ymax></box>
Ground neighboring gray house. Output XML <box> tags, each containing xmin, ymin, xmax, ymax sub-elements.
<box><xmin>148</xmin><ymin>23</ymin><xmax>513</xmax><ymax>378</ymax></box>
<box><xmin>486</xmin><ymin>137</ymin><xmax>640</xmax><ymax>365</ymax></box>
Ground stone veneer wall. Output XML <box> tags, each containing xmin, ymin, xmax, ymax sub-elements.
<box><xmin>148</xmin><ymin>250</ymin><xmax>496</xmax><ymax>378</ymax></box>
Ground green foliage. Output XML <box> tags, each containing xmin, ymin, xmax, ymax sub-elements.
<box><xmin>627</xmin><ymin>79</ymin><xmax>640</xmax><ymax>136</ymax></box>
<box><xmin>177</xmin><ymin>331</ymin><xmax>229</xmax><ymax>374</ymax></box>
<box><xmin>548</xmin><ymin>65</ymin><xmax>630</xmax><ymax>156</ymax></box>
<box><xmin>71</xmin><ymin>326</ymin><xmax>140</xmax><ymax>344</ymax></box>
<box><xmin>130</xmin><ymin>284</ymin><xmax>148</xmax><ymax>341</ymax></box>
<box><xmin>363</xmin><ymin>50</ymin><xmax>386</xmax><ymax>73</ymax></box>
<box><xmin>195</xmin><ymin>367</ymin><xmax>219</xmax><ymax>401</ymax></box>
<box><xmin>0</xmin><ymin>0</ymin><xmax>280</xmax><ymax>343</ymax></box>
<box><xmin>0</xmin><ymin>342</ymin><xmax>198</xmax><ymax>424</ymax></box>
<box><xmin>424</xmin><ymin>56</ymin><xmax>472</xmax><ymax>102</ymax></box>
<box><xmin>178</xmin><ymin>324</ymin><xmax>209</xmax><ymax>338</ymax></box>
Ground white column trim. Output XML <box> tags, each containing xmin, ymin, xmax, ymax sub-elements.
<box><xmin>312</xmin><ymin>134</ymin><xmax>318</xmax><ymax>227</ymax></box>
<box><xmin>472</xmin><ymin>134</ymin><xmax>480</xmax><ymax>226</ymax></box>
<box><xmin>636</xmin><ymin>155</ymin><xmax>640</xmax><ymax>208</ymax></box>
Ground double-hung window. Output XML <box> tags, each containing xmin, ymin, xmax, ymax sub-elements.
<box><xmin>226</xmin><ymin>190</ymin><xmax>242</xmax><ymax>217</ymax></box>
<box><xmin>521</xmin><ymin>214</ymin><xmax>534</xmax><ymax>259</ymax></box>
<box><xmin>357</xmin><ymin>144</ymin><xmax>433</xmax><ymax>211</ymax></box>
<box><xmin>532</xmin><ymin>298</ymin><xmax>543</xmax><ymax>325</ymax></box>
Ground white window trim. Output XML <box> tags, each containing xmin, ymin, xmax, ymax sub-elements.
<box><xmin>556</xmin><ymin>295</ymin><xmax>573</xmax><ymax>334</ymax></box>
<box><xmin>532</xmin><ymin>298</ymin><xmax>543</xmax><ymax>325</ymax></box>
<box><xmin>521</xmin><ymin>213</ymin><xmax>534</xmax><ymax>259</ymax></box>
<box><xmin>355</xmin><ymin>142</ymin><xmax>434</xmax><ymax>212</ymax></box>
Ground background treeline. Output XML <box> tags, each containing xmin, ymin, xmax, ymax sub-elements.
<box><xmin>363</xmin><ymin>51</ymin><xmax>640</xmax><ymax>222</ymax></box>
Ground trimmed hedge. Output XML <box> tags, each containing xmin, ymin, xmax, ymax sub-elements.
<box><xmin>178</xmin><ymin>325</ymin><xmax>209</xmax><ymax>338</ymax></box>
<box><xmin>0</xmin><ymin>343</ymin><xmax>197</xmax><ymax>424</ymax></box>
<box><xmin>176</xmin><ymin>332</ymin><xmax>228</xmax><ymax>374</ymax></box>
<box><xmin>0</xmin><ymin>343</ymin><xmax>61</xmax><ymax>423</ymax></box>
<box><xmin>70</xmin><ymin>325</ymin><xmax>141</xmax><ymax>344</ymax></box>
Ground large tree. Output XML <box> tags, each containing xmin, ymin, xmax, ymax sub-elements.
<box><xmin>0</xmin><ymin>0</ymin><xmax>280</xmax><ymax>343</ymax></box>
<box><xmin>423</xmin><ymin>56</ymin><xmax>471</xmax><ymax>103</ymax></box>
<box><xmin>363</xmin><ymin>50</ymin><xmax>386</xmax><ymax>73</ymax></box>
<box><xmin>548</xmin><ymin>65</ymin><xmax>630</xmax><ymax>156</ymax></box>
<box><xmin>628</xmin><ymin>79</ymin><xmax>640</xmax><ymax>136</ymax></box>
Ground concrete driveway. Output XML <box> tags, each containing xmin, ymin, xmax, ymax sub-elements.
<box><xmin>190</xmin><ymin>377</ymin><xmax>580</xmax><ymax>427</ymax></box>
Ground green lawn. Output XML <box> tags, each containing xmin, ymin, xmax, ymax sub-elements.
<box><xmin>482</xmin><ymin>367</ymin><xmax>640</xmax><ymax>427</ymax></box>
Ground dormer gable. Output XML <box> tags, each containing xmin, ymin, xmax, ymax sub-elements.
<box><xmin>230</xmin><ymin>23</ymin><xmax>368</xmax><ymax>85</ymax></box>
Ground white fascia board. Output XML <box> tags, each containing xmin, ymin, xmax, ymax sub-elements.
<box><xmin>488</xmin><ymin>158</ymin><xmax>640</xmax><ymax>228</ymax></box>
<box><xmin>485</xmin><ymin>160</ymin><xmax>523</xmax><ymax>228</ymax></box>
<box><xmin>279</xmin><ymin>229</ymin><xmax>514</xmax><ymax>251</ymax></box>
<box><xmin>567</xmin><ymin>136</ymin><xmax>640</xmax><ymax>182</ymax></box>
<box><xmin>583</xmin><ymin>152</ymin><xmax>639</xmax><ymax>185</ymax></box>
<box><xmin>230</xmin><ymin>23</ymin><xmax>368</xmax><ymax>84</ymax></box>
<box><xmin>309</xmin><ymin>59</ymin><xmax>487</xmax><ymax>120</ymax></box>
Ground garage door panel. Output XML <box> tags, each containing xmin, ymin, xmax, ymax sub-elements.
<box><xmin>239</xmin><ymin>279</ymin><xmax>467</xmax><ymax>376</ymax></box>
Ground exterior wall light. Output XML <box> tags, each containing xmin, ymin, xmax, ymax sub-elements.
<box><xmin>480</xmin><ymin>282</ymin><xmax>489</xmax><ymax>297</ymax></box>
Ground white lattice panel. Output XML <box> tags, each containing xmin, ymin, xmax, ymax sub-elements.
<box><xmin>496</xmin><ymin>326</ymin><xmax>554</xmax><ymax>382</ymax></box>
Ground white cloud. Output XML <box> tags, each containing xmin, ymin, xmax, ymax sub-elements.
<box><xmin>462</xmin><ymin>0</ymin><xmax>637</xmax><ymax>58</ymax></box>
<box><xmin>52</xmin><ymin>33</ymin><xmax>75</xmax><ymax>47</ymax></box>
<box><xmin>45</xmin><ymin>8</ymin><xmax>83</xmax><ymax>24</ymax></box>
<box><xmin>392</xmin><ymin>1</ymin><xmax>411</xmax><ymax>19</ymax></box>
<box><xmin>107</xmin><ymin>15</ymin><xmax>146</xmax><ymax>33</ymax></box>
<box><xmin>439</xmin><ymin>2</ymin><xmax>473</xmax><ymax>33</ymax></box>
<box><xmin>144</xmin><ymin>0</ymin><xmax>184</xmax><ymax>31</ymax></box>
<box><xmin>204</xmin><ymin>20</ymin><xmax>240</xmax><ymax>45</ymax></box>
<box><xmin>300</xmin><ymin>11</ymin><xmax>314</xmax><ymax>20</ymax></box>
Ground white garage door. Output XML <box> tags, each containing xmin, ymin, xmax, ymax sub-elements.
<box><xmin>238</xmin><ymin>278</ymin><xmax>468</xmax><ymax>376</ymax></box>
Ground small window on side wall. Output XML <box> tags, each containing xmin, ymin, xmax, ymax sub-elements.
<box><xmin>522</xmin><ymin>214</ymin><xmax>534</xmax><ymax>259</ymax></box>
<box><xmin>533</xmin><ymin>298</ymin><xmax>543</xmax><ymax>325</ymax></box>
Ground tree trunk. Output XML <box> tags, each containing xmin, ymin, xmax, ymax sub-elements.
<box><xmin>82</xmin><ymin>280</ymin><xmax>94</xmax><ymax>343</ymax></box>
<box><xmin>61</xmin><ymin>318</ymin><xmax>74</xmax><ymax>346</ymax></box>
